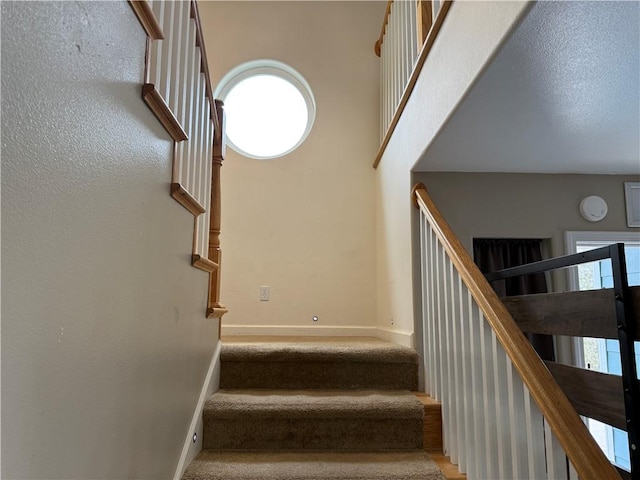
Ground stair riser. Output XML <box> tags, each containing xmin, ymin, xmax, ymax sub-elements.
<box><xmin>220</xmin><ymin>361</ymin><xmax>418</xmax><ymax>390</ymax></box>
<box><xmin>204</xmin><ymin>418</ymin><xmax>423</xmax><ymax>450</ymax></box>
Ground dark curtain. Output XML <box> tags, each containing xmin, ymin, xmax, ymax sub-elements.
<box><xmin>473</xmin><ymin>238</ymin><xmax>555</xmax><ymax>361</ymax></box>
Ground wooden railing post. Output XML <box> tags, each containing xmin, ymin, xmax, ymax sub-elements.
<box><xmin>207</xmin><ymin>99</ymin><xmax>227</xmax><ymax>331</ymax></box>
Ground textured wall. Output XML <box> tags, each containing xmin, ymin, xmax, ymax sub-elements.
<box><xmin>375</xmin><ymin>1</ymin><xmax>531</xmax><ymax>335</ymax></box>
<box><xmin>199</xmin><ymin>2</ymin><xmax>382</xmax><ymax>333</ymax></box>
<box><xmin>1</xmin><ymin>2</ymin><xmax>218</xmax><ymax>478</ymax></box>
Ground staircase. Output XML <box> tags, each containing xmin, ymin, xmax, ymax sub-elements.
<box><xmin>182</xmin><ymin>336</ymin><xmax>447</xmax><ymax>480</ymax></box>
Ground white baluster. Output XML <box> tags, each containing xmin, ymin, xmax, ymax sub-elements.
<box><xmin>419</xmin><ymin>215</ymin><xmax>428</xmax><ymax>391</ymax></box>
<box><xmin>399</xmin><ymin>0</ymin><xmax>408</xmax><ymax>93</ymax></box>
<box><xmin>507</xmin><ymin>357</ymin><xmax>528</xmax><ymax>478</ymax></box>
<box><xmin>196</xmin><ymin>75</ymin><xmax>206</xmax><ymax>211</ymax></box>
<box><xmin>545</xmin><ymin>419</ymin><xmax>569</xmax><ymax>479</ymax></box>
<box><xmin>202</xmin><ymin>112</ymin><xmax>213</xmax><ymax>257</ymax></box>
<box><xmin>409</xmin><ymin>0</ymin><xmax>418</xmax><ymax>67</ymax></box>
<box><xmin>182</xmin><ymin>25</ymin><xmax>198</xmax><ymax>189</ymax></box>
<box><xmin>433</xmin><ymin>236</ymin><xmax>442</xmax><ymax>402</ymax></box>
<box><xmin>492</xmin><ymin>330</ymin><xmax>513</xmax><ymax>478</ymax></box>
<box><xmin>568</xmin><ymin>460</ymin><xmax>579</xmax><ymax>480</ymax></box>
<box><xmin>458</xmin><ymin>282</ymin><xmax>475</xmax><ymax>478</ymax></box>
<box><xmin>440</xmin><ymin>245</ymin><xmax>451</xmax><ymax>457</ymax></box>
<box><xmin>175</xmin><ymin>1</ymin><xmax>192</xmax><ymax>130</ymax></box>
<box><xmin>469</xmin><ymin>300</ymin><xmax>488</xmax><ymax>479</ymax></box>
<box><xmin>480</xmin><ymin>311</ymin><xmax>499</xmax><ymax>478</ymax></box>
<box><xmin>524</xmin><ymin>384</ymin><xmax>547</xmax><ymax>479</ymax></box>
<box><xmin>149</xmin><ymin>0</ymin><xmax>165</xmax><ymax>86</ymax></box>
<box><xmin>451</xmin><ymin>267</ymin><xmax>463</xmax><ymax>470</ymax></box>
<box><xmin>158</xmin><ymin>1</ymin><xmax>175</xmax><ymax>102</ymax></box>
<box><xmin>167</xmin><ymin>0</ymin><xmax>184</xmax><ymax>116</ymax></box>
<box><xmin>446</xmin><ymin>258</ymin><xmax>458</xmax><ymax>464</ymax></box>
<box><xmin>189</xmin><ymin>62</ymin><xmax>202</xmax><ymax>200</ymax></box>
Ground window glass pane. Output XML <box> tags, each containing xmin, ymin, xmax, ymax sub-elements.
<box><xmin>225</xmin><ymin>75</ymin><xmax>308</xmax><ymax>158</ymax></box>
<box><xmin>215</xmin><ymin>60</ymin><xmax>315</xmax><ymax>160</ymax></box>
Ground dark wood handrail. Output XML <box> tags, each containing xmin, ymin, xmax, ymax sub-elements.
<box><xmin>412</xmin><ymin>183</ymin><xmax>620</xmax><ymax>480</ymax></box>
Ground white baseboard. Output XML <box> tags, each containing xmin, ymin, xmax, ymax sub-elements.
<box><xmin>173</xmin><ymin>340</ymin><xmax>222</xmax><ymax>480</ymax></box>
<box><xmin>221</xmin><ymin>325</ymin><xmax>414</xmax><ymax>347</ymax></box>
<box><xmin>221</xmin><ymin>325</ymin><xmax>378</xmax><ymax>337</ymax></box>
<box><xmin>375</xmin><ymin>328</ymin><xmax>414</xmax><ymax>348</ymax></box>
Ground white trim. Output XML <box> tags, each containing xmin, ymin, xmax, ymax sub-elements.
<box><xmin>173</xmin><ymin>341</ymin><xmax>222</xmax><ymax>480</ymax></box>
<box><xmin>376</xmin><ymin>327</ymin><xmax>415</xmax><ymax>348</ymax></box>
<box><xmin>220</xmin><ymin>325</ymin><xmax>414</xmax><ymax>346</ymax></box>
<box><xmin>565</xmin><ymin>231</ymin><xmax>640</xmax><ymax>290</ymax></box>
<box><xmin>221</xmin><ymin>325</ymin><xmax>378</xmax><ymax>337</ymax></box>
<box><xmin>625</xmin><ymin>182</ymin><xmax>640</xmax><ymax>227</ymax></box>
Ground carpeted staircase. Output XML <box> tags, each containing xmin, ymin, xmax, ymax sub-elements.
<box><xmin>182</xmin><ymin>336</ymin><xmax>446</xmax><ymax>480</ymax></box>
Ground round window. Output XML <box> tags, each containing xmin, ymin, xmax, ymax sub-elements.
<box><xmin>214</xmin><ymin>60</ymin><xmax>316</xmax><ymax>160</ymax></box>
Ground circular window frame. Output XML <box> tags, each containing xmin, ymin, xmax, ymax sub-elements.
<box><xmin>214</xmin><ymin>60</ymin><xmax>316</xmax><ymax>160</ymax></box>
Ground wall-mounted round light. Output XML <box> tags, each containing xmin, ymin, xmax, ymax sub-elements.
<box><xmin>579</xmin><ymin>196</ymin><xmax>608</xmax><ymax>222</ymax></box>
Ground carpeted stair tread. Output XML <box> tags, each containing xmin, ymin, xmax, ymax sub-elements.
<box><xmin>203</xmin><ymin>389</ymin><xmax>424</xmax><ymax>450</ymax></box>
<box><xmin>221</xmin><ymin>336</ymin><xmax>419</xmax><ymax>363</ymax></box>
<box><xmin>205</xmin><ymin>389</ymin><xmax>424</xmax><ymax>419</ymax></box>
<box><xmin>182</xmin><ymin>450</ymin><xmax>447</xmax><ymax>480</ymax></box>
<box><xmin>220</xmin><ymin>337</ymin><xmax>419</xmax><ymax>390</ymax></box>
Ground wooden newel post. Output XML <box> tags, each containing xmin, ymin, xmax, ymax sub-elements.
<box><xmin>207</xmin><ymin>99</ymin><xmax>227</xmax><ymax>326</ymax></box>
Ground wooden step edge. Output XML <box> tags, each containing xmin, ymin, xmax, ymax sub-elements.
<box><xmin>429</xmin><ymin>452</ymin><xmax>467</xmax><ymax>480</ymax></box>
<box><xmin>412</xmin><ymin>392</ymin><xmax>442</xmax><ymax>451</ymax></box>
<box><xmin>412</xmin><ymin>392</ymin><xmax>466</xmax><ymax>480</ymax></box>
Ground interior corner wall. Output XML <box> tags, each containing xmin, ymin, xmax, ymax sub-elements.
<box><xmin>413</xmin><ymin>172</ymin><xmax>640</xmax><ymax>292</ymax></box>
<box><xmin>199</xmin><ymin>2</ymin><xmax>382</xmax><ymax>333</ymax></box>
<box><xmin>1</xmin><ymin>3</ymin><xmax>218</xmax><ymax>478</ymax></box>
<box><xmin>375</xmin><ymin>1</ymin><xmax>531</xmax><ymax>337</ymax></box>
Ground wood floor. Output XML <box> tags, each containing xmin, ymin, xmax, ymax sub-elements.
<box><xmin>414</xmin><ymin>392</ymin><xmax>467</xmax><ymax>480</ymax></box>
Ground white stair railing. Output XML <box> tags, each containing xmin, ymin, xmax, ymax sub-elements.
<box><xmin>413</xmin><ymin>184</ymin><xmax>620</xmax><ymax>480</ymax></box>
<box><xmin>373</xmin><ymin>1</ymin><xmax>452</xmax><ymax>168</ymax></box>
<box><xmin>147</xmin><ymin>0</ymin><xmax>214</xmax><ymax>266</ymax></box>
<box><xmin>129</xmin><ymin>0</ymin><xmax>228</xmax><ymax>319</ymax></box>
<box><xmin>377</xmin><ymin>0</ymin><xmax>420</xmax><ymax>140</ymax></box>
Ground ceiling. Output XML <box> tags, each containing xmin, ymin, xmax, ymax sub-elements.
<box><xmin>414</xmin><ymin>1</ymin><xmax>640</xmax><ymax>174</ymax></box>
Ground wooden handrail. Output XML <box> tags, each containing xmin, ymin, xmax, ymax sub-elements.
<box><xmin>374</xmin><ymin>1</ymin><xmax>394</xmax><ymax>57</ymax></box>
<box><xmin>412</xmin><ymin>183</ymin><xmax>620</xmax><ymax>480</ymax></box>
<box><xmin>129</xmin><ymin>0</ymin><xmax>164</xmax><ymax>40</ymax></box>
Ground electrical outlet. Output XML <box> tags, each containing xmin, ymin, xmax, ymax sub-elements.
<box><xmin>260</xmin><ymin>286</ymin><xmax>270</xmax><ymax>301</ymax></box>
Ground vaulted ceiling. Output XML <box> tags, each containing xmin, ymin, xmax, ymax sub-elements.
<box><xmin>414</xmin><ymin>1</ymin><xmax>640</xmax><ymax>174</ymax></box>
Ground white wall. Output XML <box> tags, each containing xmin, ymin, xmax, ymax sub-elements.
<box><xmin>375</xmin><ymin>1</ymin><xmax>531</xmax><ymax>336</ymax></box>
<box><xmin>1</xmin><ymin>2</ymin><xmax>218</xmax><ymax>478</ymax></box>
<box><xmin>200</xmin><ymin>2</ymin><xmax>383</xmax><ymax>335</ymax></box>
